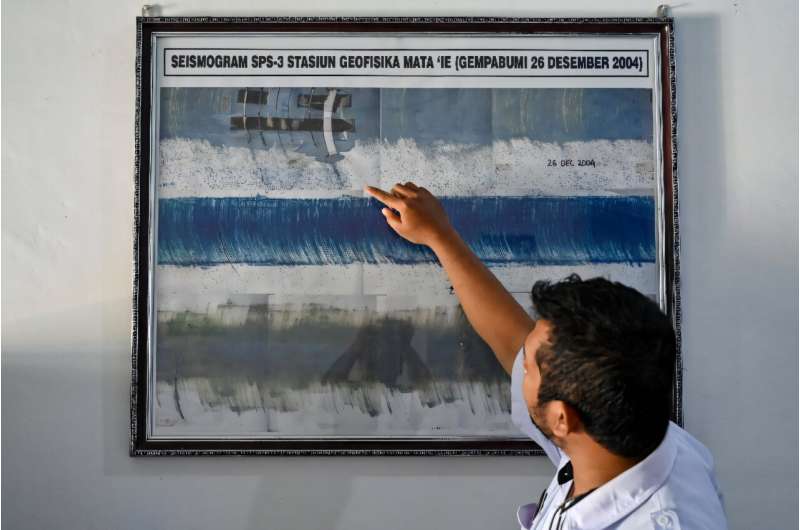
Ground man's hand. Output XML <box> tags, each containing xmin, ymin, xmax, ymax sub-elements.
<box><xmin>364</xmin><ymin>182</ymin><xmax>455</xmax><ymax>248</ymax></box>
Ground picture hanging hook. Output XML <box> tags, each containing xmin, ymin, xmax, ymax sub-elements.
<box><xmin>142</xmin><ymin>4</ymin><xmax>157</xmax><ymax>17</ymax></box>
<box><xmin>656</xmin><ymin>4</ymin><xmax>671</xmax><ymax>17</ymax></box>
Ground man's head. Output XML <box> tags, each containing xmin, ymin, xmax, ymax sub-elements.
<box><xmin>521</xmin><ymin>274</ymin><xmax>676</xmax><ymax>460</ymax></box>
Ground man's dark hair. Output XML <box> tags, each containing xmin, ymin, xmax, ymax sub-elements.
<box><xmin>530</xmin><ymin>274</ymin><xmax>676</xmax><ymax>459</ymax></box>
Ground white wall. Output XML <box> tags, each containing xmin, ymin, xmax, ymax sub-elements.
<box><xmin>2</xmin><ymin>1</ymin><xmax>797</xmax><ymax>529</ymax></box>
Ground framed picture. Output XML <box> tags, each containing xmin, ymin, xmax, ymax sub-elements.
<box><xmin>131</xmin><ymin>17</ymin><xmax>678</xmax><ymax>456</ymax></box>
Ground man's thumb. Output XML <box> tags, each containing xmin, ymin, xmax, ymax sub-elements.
<box><xmin>381</xmin><ymin>207</ymin><xmax>402</xmax><ymax>231</ymax></box>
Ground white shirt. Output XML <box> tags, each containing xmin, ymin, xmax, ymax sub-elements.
<box><xmin>510</xmin><ymin>349</ymin><xmax>728</xmax><ymax>530</ymax></box>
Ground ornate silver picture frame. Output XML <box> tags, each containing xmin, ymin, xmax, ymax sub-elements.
<box><xmin>131</xmin><ymin>17</ymin><xmax>679</xmax><ymax>456</ymax></box>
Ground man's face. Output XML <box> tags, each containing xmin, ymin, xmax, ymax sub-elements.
<box><xmin>522</xmin><ymin>319</ymin><xmax>556</xmax><ymax>440</ymax></box>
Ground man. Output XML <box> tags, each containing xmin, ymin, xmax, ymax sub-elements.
<box><xmin>365</xmin><ymin>182</ymin><xmax>728</xmax><ymax>530</ymax></box>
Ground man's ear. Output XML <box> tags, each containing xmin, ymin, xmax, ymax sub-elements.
<box><xmin>549</xmin><ymin>401</ymin><xmax>583</xmax><ymax>437</ymax></box>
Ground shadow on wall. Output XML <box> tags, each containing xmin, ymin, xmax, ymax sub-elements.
<box><xmin>672</xmin><ymin>14</ymin><xmax>727</xmax><ymax>440</ymax></box>
<box><xmin>674</xmin><ymin>13</ymin><xmax>728</xmax><ymax>264</ymax></box>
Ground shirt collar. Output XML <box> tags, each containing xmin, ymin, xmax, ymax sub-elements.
<box><xmin>564</xmin><ymin>423</ymin><xmax>678</xmax><ymax>530</ymax></box>
<box><xmin>557</xmin><ymin>461</ymin><xmax>574</xmax><ymax>485</ymax></box>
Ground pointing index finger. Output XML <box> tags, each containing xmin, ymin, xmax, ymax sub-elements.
<box><xmin>364</xmin><ymin>185</ymin><xmax>402</xmax><ymax>209</ymax></box>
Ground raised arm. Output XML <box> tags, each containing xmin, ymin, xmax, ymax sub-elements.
<box><xmin>364</xmin><ymin>182</ymin><xmax>533</xmax><ymax>374</ymax></box>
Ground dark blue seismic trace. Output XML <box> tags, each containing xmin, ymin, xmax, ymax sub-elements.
<box><xmin>157</xmin><ymin>196</ymin><xmax>656</xmax><ymax>266</ymax></box>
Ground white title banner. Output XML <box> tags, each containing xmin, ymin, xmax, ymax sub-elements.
<box><xmin>164</xmin><ymin>48</ymin><xmax>649</xmax><ymax>78</ymax></box>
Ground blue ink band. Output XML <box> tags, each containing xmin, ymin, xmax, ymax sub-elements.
<box><xmin>157</xmin><ymin>196</ymin><xmax>656</xmax><ymax>266</ymax></box>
